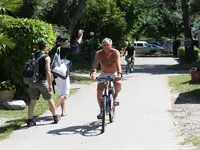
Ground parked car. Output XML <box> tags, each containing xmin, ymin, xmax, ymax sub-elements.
<box><xmin>134</xmin><ymin>41</ymin><xmax>153</xmax><ymax>54</ymax></box>
<box><xmin>149</xmin><ymin>44</ymin><xmax>164</xmax><ymax>53</ymax></box>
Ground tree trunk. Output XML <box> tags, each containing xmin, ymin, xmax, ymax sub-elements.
<box><xmin>56</xmin><ymin>0</ymin><xmax>85</xmax><ymax>37</ymax></box>
<box><xmin>182</xmin><ymin>0</ymin><xmax>196</xmax><ymax>62</ymax></box>
<box><xmin>56</xmin><ymin>0</ymin><xmax>66</xmax><ymax>26</ymax></box>
<box><xmin>67</xmin><ymin>0</ymin><xmax>86</xmax><ymax>35</ymax></box>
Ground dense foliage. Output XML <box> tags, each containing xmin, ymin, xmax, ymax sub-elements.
<box><xmin>0</xmin><ymin>17</ymin><xmax>56</xmax><ymax>100</ymax></box>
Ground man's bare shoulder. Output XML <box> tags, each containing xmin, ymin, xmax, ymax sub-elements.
<box><xmin>45</xmin><ymin>56</ymin><xmax>50</xmax><ymax>62</ymax></box>
<box><xmin>95</xmin><ymin>49</ymin><xmax>104</xmax><ymax>56</ymax></box>
<box><xmin>111</xmin><ymin>48</ymin><xmax>120</xmax><ymax>55</ymax></box>
<box><xmin>96</xmin><ymin>49</ymin><xmax>103</xmax><ymax>54</ymax></box>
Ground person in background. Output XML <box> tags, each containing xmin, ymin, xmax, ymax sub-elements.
<box><xmin>27</xmin><ymin>40</ymin><xmax>60</xmax><ymax>127</ymax></box>
<box><xmin>49</xmin><ymin>30</ymin><xmax>83</xmax><ymax>117</ymax></box>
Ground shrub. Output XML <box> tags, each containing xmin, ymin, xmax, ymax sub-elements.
<box><xmin>178</xmin><ymin>46</ymin><xmax>185</xmax><ymax>57</ymax></box>
<box><xmin>0</xmin><ymin>17</ymin><xmax>56</xmax><ymax>102</ymax></box>
<box><xmin>178</xmin><ymin>46</ymin><xmax>200</xmax><ymax>62</ymax></box>
<box><xmin>173</xmin><ymin>40</ymin><xmax>180</xmax><ymax>57</ymax></box>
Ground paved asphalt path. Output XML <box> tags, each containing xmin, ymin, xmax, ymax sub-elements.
<box><xmin>0</xmin><ymin>57</ymin><xmax>189</xmax><ymax>150</ymax></box>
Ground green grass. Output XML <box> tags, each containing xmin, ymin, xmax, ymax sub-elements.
<box><xmin>181</xmin><ymin>136</ymin><xmax>200</xmax><ymax>145</ymax></box>
<box><xmin>169</xmin><ymin>75</ymin><xmax>200</xmax><ymax>94</ymax></box>
<box><xmin>137</xmin><ymin>53</ymin><xmax>173</xmax><ymax>57</ymax></box>
<box><xmin>167</xmin><ymin>62</ymin><xmax>200</xmax><ymax>70</ymax></box>
<box><xmin>70</xmin><ymin>75</ymin><xmax>93</xmax><ymax>84</ymax></box>
<box><xmin>0</xmin><ymin>75</ymin><xmax>93</xmax><ymax>140</ymax></box>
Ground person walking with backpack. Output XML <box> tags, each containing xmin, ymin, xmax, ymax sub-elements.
<box><xmin>26</xmin><ymin>40</ymin><xmax>60</xmax><ymax>127</ymax></box>
<box><xmin>49</xmin><ymin>30</ymin><xmax>83</xmax><ymax>117</ymax></box>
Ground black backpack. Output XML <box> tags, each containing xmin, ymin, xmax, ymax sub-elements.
<box><xmin>23</xmin><ymin>52</ymin><xmax>46</xmax><ymax>84</ymax></box>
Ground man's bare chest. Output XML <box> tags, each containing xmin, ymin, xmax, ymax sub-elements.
<box><xmin>99</xmin><ymin>53</ymin><xmax>116</xmax><ymax>64</ymax></box>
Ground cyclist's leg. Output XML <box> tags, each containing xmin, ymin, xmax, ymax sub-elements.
<box><xmin>113</xmin><ymin>79</ymin><xmax>122</xmax><ymax>106</ymax></box>
<box><xmin>131</xmin><ymin>56</ymin><xmax>134</xmax><ymax>71</ymax></box>
<box><xmin>97</xmin><ymin>82</ymin><xmax>104</xmax><ymax>119</ymax></box>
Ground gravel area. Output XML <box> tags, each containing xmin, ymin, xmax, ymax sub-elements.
<box><xmin>171</xmin><ymin>94</ymin><xmax>200</xmax><ymax>148</ymax></box>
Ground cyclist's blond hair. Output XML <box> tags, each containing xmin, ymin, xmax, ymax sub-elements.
<box><xmin>102</xmin><ymin>38</ymin><xmax>113</xmax><ymax>45</ymax></box>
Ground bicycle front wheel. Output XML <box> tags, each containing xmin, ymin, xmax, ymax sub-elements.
<box><xmin>101</xmin><ymin>96</ymin><xmax>106</xmax><ymax>133</ymax></box>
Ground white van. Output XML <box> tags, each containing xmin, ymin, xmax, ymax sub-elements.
<box><xmin>134</xmin><ymin>41</ymin><xmax>152</xmax><ymax>54</ymax></box>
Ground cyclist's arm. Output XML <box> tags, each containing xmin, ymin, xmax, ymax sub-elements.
<box><xmin>116</xmin><ymin>51</ymin><xmax>122</xmax><ymax>74</ymax></box>
<box><xmin>91</xmin><ymin>52</ymin><xmax>100</xmax><ymax>73</ymax></box>
<box><xmin>123</xmin><ymin>47</ymin><xmax>127</xmax><ymax>56</ymax></box>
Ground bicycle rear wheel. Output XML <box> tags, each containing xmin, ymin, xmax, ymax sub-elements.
<box><xmin>101</xmin><ymin>96</ymin><xmax>106</xmax><ymax>133</ymax></box>
<box><xmin>109</xmin><ymin>93</ymin><xmax>115</xmax><ymax>123</ymax></box>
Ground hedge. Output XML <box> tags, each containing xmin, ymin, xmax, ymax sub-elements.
<box><xmin>0</xmin><ymin>17</ymin><xmax>56</xmax><ymax>102</ymax></box>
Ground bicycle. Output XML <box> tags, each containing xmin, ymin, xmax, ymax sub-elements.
<box><xmin>96</xmin><ymin>76</ymin><xmax>119</xmax><ymax>133</ymax></box>
<box><xmin>125</xmin><ymin>56</ymin><xmax>134</xmax><ymax>74</ymax></box>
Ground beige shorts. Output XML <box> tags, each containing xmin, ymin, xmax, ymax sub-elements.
<box><xmin>28</xmin><ymin>80</ymin><xmax>52</xmax><ymax>100</ymax></box>
<box><xmin>98</xmin><ymin>72</ymin><xmax>117</xmax><ymax>83</ymax></box>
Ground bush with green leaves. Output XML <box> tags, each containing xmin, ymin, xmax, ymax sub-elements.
<box><xmin>173</xmin><ymin>40</ymin><xmax>180</xmax><ymax>57</ymax></box>
<box><xmin>178</xmin><ymin>46</ymin><xmax>200</xmax><ymax>62</ymax></box>
<box><xmin>178</xmin><ymin>46</ymin><xmax>185</xmax><ymax>57</ymax></box>
<box><xmin>0</xmin><ymin>17</ymin><xmax>56</xmax><ymax>101</ymax></box>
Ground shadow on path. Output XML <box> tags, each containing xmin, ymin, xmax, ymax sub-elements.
<box><xmin>47</xmin><ymin>121</ymin><xmax>102</xmax><ymax>137</ymax></box>
<box><xmin>174</xmin><ymin>89</ymin><xmax>200</xmax><ymax>104</ymax></box>
<box><xmin>121</xmin><ymin>64</ymin><xmax>188</xmax><ymax>75</ymax></box>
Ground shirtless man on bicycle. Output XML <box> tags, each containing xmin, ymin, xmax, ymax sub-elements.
<box><xmin>123</xmin><ymin>42</ymin><xmax>135</xmax><ymax>72</ymax></box>
<box><xmin>90</xmin><ymin>38</ymin><xmax>122</xmax><ymax>119</ymax></box>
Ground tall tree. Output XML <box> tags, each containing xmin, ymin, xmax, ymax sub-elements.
<box><xmin>55</xmin><ymin>0</ymin><xmax>86</xmax><ymax>35</ymax></box>
<box><xmin>182</xmin><ymin>0</ymin><xmax>195</xmax><ymax>62</ymax></box>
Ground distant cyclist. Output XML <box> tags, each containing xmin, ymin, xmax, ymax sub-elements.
<box><xmin>123</xmin><ymin>42</ymin><xmax>135</xmax><ymax>72</ymax></box>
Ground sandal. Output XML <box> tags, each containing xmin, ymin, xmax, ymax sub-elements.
<box><xmin>61</xmin><ymin>113</ymin><xmax>67</xmax><ymax>117</ymax></box>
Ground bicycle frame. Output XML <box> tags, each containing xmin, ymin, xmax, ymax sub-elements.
<box><xmin>96</xmin><ymin>76</ymin><xmax>119</xmax><ymax>133</ymax></box>
<box><xmin>102</xmin><ymin>77</ymin><xmax>114</xmax><ymax>113</ymax></box>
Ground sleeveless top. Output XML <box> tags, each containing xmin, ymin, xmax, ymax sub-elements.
<box><xmin>35</xmin><ymin>52</ymin><xmax>47</xmax><ymax>80</ymax></box>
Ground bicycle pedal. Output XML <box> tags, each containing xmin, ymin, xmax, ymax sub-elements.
<box><xmin>114</xmin><ymin>102</ymin><xmax>119</xmax><ymax>106</ymax></box>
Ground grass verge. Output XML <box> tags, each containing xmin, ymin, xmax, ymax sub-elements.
<box><xmin>0</xmin><ymin>75</ymin><xmax>93</xmax><ymax>140</ymax></box>
<box><xmin>137</xmin><ymin>53</ymin><xmax>173</xmax><ymax>57</ymax></box>
<box><xmin>70</xmin><ymin>75</ymin><xmax>93</xmax><ymax>84</ymax></box>
<box><xmin>169</xmin><ymin>75</ymin><xmax>200</xmax><ymax>94</ymax></box>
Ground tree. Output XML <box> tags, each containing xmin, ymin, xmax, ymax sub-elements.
<box><xmin>182</xmin><ymin>0</ymin><xmax>195</xmax><ymax>62</ymax></box>
<box><xmin>79</xmin><ymin>0</ymin><xmax>127</xmax><ymax>49</ymax></box>
<box><xmin>54</xmin><ymin>0</ymin><xmax>85</xmax><ymax>35</ymax></box>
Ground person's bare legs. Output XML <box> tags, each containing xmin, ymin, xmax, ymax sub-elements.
<box><xmin>60</xmin><ymin>99</ymin><xmax>67</xmax><ymax>116</ymax></box>
<box><xmin>113</xmin><ymin>79</ymin><xmax>122</xmax><ymax>105</ymax></box>
<box><xmin>48</xmin><ymin>99</ymin><xmax>57</xmax><ymax>116</ymax></box>
<box><xmin>97</xmin><ymin>83</ymin><xmax>104</xmax><ymax>109</ymax></box>
<box><xmin>55</xmin><ymin>96</ymin><xmax>66</xmax><ymax>116</ymax></box>
<box><xmin>97</xmin><ymin>83</ymin><xmax>104</xmax><ymax>119</ymax></box>
<box><xmin>28</xmin><ymin>100</ymin><xmax>37</xmax><ymax>119</ymax></box>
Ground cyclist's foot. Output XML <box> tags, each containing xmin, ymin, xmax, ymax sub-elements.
<box><xmin>114</xmin><ymin>98</ymin><xmax>120</xmax><ymax>106</ymax></box>
<box><xmin>114</xmin><ymin>102</ymin><xmax>120</xmax><ymax>106</ymax></box>
<box><xmin>97</xmin><ymin>113</ymin><xmax>103</xmax><ymax>119</ymax></box>
<box><xmin>27</xmin><ymin>119</ymin><xmax>36</xmax><ymax>127</ymax></box>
